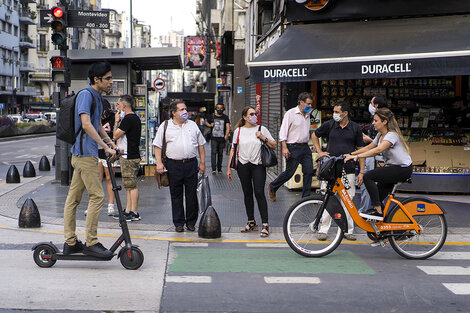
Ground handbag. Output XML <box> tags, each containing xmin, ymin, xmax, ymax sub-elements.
<box><xmin>155</xmin><ymin>120</ymin><xmax>170</xmax><ymax>188</ymax></box>
<box><xmin>258</xmin><ymin>126</ymin><xmax>277</xmax><ymax>167</ymax></box>
<box><xmin>229</xmin><ymin>127</ymin><xmax>241</xmax><ymax>169</ymax></box>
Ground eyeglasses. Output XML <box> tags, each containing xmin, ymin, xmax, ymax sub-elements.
<box><xmin>249</xmin><ymin>112</ymin><xmax>258</xmax><ymax>116</ymax></box>
<box><xmin>100</xmin><ymin>76</ymin><xmax>113</xmax><ymax>81</ymax></box>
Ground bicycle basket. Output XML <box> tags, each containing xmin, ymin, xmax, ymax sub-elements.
<box><xmin>317</xmin><ymin>156</ymin><xmax>342</xmax><ymax>181</ymax></box>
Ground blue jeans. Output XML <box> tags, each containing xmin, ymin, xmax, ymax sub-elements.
<box><xmin>358</xmin><ymin>157</ymin><xmax>375</xmax><ymax>213</ymax></box>
<box><xmin>269</xmin><ymin>144</ymin><xmax>313</xmax><ymax>198</ymax></box>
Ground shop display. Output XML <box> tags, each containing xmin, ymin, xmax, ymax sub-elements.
<box><xmin>132</xmin><ymin>84</ymin><xmax>147</xmax><ymax>165</ymax></box>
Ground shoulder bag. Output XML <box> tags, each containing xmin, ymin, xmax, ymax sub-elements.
<box><xmin>155</xmin><ymin>120</ymin><xmax>170</xmax><ymax>188</ymax></box>
<box><xmin>258</xmin><ymin>126</ymin><xmax>278</xmax><ymax>167</ymax></box>
<box><xmin>229</xmin><ymin>127</ymin><xmax>241</xmax><ymax>169</ymax></box>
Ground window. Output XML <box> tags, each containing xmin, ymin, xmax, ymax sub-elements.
<box><xmin>13</xmin><ymin>25</ymin><xmax>17</xmax><ymax>36</ymax></box>
<box><xmin>38</xmin><ymin>34</ymin><xmax>47</xmax><ymax>52</ymax></box>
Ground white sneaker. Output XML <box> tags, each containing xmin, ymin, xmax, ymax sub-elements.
<box><xmin>107</xmin><ymin>204</ymin><xmax>115</xmax><ymax>216</ymax></box>
<box><xmin>84</xmin><ymin>210</ymin><xmax>87</xmax><ymax>216</ymax></box>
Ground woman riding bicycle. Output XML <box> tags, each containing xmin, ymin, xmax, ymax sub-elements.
<box><xmin>345</xmin><ymin>108</ymin><xmax>412</xmax><ymax>221</ymax></box>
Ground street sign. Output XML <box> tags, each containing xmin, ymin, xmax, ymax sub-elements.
<box><xmin>40</xmin><ymin>9</ymin><xmax>109</xmax><ymax>29</ymax></box>
<box><xmin>0</xmin><ymin>103</ymin><xmax>4</xmax><ymax>110</ymax></box>
<box><xmin>237</xmin><ymin>87</ymin><xmax>243</xmax><ymax>94</ymax></box>
<box><xmin>154</xmin><ymin>78</ymin><xmax>165</xmax><ymax>90</ymax></box>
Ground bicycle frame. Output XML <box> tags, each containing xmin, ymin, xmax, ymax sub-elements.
<box><xmin>331</xmin><ymin>178</ymin><xmax>444</xmax><ymax>234</ymax></box>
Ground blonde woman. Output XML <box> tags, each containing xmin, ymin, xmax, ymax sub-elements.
<box><xmin>227</xmin><ymin>106</ymin><xmax>276</xmax><ymax>237</ymax></box>
<box><xmin>345</xmin><ymin>108</ymin><xmax>412</xmax><ymax>221</ymax></box>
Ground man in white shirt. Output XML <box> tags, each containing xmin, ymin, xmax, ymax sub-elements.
<box><xmin>153</xmin><ymin>100</ymin><xmax>206</xmax><ymax>232</ymax></box>
<box><xmin>268</xmin><ymin>92</ymin><xmax>314</xmax><ymax>200</ymax></box>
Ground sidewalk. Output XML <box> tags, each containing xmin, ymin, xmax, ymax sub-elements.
<box><xmin>1</xmin><ymin>143</ymin><xmax>470</xmax><ymax>240</ymax></box>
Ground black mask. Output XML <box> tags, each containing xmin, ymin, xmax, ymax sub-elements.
<box><xmin>216</xmin><ymin>109</ymin><xmax>224</xmax><ymax>114</ymax></box>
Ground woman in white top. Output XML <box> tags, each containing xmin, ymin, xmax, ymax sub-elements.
<box><xmin>227</xmin><ymin>106</ymin><xmax>276</xmax><ymax>237</ymax></box>
<box><xmin>345</xmin><ymin>108</ymin><xmax>413</xmax><ymax>221</ymax></box>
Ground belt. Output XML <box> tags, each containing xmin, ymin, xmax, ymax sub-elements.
<box><xmin>287</xmin><ymin>143</ymin><xmax>308</xmax><ymax>146</ymax></box>
<box><xmin>168</xmin><ymin>157</ymin><xmax>196</xmax><ymax>163</ymax></box>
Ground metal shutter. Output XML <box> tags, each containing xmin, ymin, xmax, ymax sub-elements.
<box><xmin>267</xmin><ymin>83</ymin><xmax>282</xmax><ymax>175</ymax></box>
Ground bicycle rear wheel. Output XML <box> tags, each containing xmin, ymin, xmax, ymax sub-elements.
<box><xmin>283</xmin><ymin>194</ymin><xmax>343</xmax><ymax>257</ymax></box>
<box><xmin>389</xmin><ymin>213</ymin><xmax>447</xmax><ymax>260</ymax></box>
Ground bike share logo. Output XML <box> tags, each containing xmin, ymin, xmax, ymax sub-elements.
<box><xmin>340</xmin><ymin>189</ymin><xmax>354</xmax><ymax>209</ymax></box>
<box><xmin>361</xmin><ymin>62</ymin><xmax>412</xmax><ymax>75</ymax></box>
<box><xmin>417</xmin><ymin>203</ymin><xmax>426</xmax><ymax>212</ymax></box>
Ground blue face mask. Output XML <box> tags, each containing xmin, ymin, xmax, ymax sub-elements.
<box><xmin>302</xmin><ymin>105</ymin><xmax>312</xmax><ymax>114</ymax></box>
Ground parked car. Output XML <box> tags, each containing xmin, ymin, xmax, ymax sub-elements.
<box><xmin>44</xmin><ymin>112</ymin><xmax>56</xmax><ymax>122</ymax></box>
<box><xmin>25</xmin><ymin>113</ymin><xmax>46</xmax><ymax>123</ymax></box>
<box><xmin>9</xmin><ymin>115</ymin><xmax>25</xmax><ymax>124</ymax></box>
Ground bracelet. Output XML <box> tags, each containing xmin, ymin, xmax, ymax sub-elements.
<box><xmin>264</xmin><ymin>138</ymin><xmax>268</xmax><ymax>144</ymax></box>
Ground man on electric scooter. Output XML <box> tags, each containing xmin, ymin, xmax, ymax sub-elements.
<box><xmin>62</xmin><ymin>62</ymin><xmax>117</xmax><ymax>258</ymax></box>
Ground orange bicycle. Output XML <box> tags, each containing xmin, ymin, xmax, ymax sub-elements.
<box><xmin>283</xmin><ymin>156</ymin><xmax>447</xmax><ymax>259</ymax></box>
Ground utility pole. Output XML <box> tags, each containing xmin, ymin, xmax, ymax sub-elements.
<box><xmin>130</xmin><ymin>0</ymin><xmax>133</xmax><ymax>48</ymax></box>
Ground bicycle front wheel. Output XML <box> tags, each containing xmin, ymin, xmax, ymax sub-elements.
<box><xmin>389</xmin><ymin>213</ymin><xmax>447</xmax><ymax>260</ymax></box>
<box><xmin>283</xmin><ymin>194</ymin><xmax>343</xmax><ymax>257</ymax></box>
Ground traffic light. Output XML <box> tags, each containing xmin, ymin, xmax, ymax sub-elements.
<box><xmin>208</xmin><ymin>39</ymin><xmax>216</xmax><ymax>53</ymax></box>
<box><xmin>50</xmin><ymin>56</ymin><xmax>70</xmax><ymax>85</ymax></box>
<box><xmin>50</xmin><ymin>6</ymin><xmax>67</xmax><ymax>50</ymax></box>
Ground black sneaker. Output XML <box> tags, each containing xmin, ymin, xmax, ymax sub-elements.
<box><xmin>112</xmin><ymin>210</ymin><xmax>129</xmax><ymax>220</ymax></box>
<box><xmin>126</xmin><ymin>211</ymin><xmax>141</xmax><ymax>221</ymax></box>
<box><xmin>360</xmin><ymin>210</ymin><xmax>384</xmax><ymax>221</ymax></box>
<box><xmin>63</xmin><ymin>239</ymin><xmax>85</xmax><ymax>255</ymax></box>
<box><xmin>217</xmin><ymin>170</ymin><xmax>223</xmax><ymax>174</ymax></box>
<box><xmin>83</xmin><ymin>242</ymin><xmax>113</xmax><ymax>258</ymax></box>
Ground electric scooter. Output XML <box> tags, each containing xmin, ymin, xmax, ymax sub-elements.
<box><xmin>32</xmin><ymin>151</ymin><xmax>144</xmax><ymax>270</ymax></box>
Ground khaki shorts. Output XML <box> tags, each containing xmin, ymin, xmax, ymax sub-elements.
<box><xmin>120</xmin><ymin>157</ymin><xmax>140</xmax><ymax>190</ymax></box>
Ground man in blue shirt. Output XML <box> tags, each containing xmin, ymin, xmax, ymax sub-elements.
<box><xmin>63</xmin><ymin>62</ymin><xmax>117</xmax><ymax>258</ymax></box>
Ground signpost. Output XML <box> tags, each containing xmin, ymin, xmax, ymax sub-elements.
<box><xmin>40</xmin><ymin>9</ymin><xmax>110</xmax><ymax>29</ymax></box>
<box><xmin>153</xmin><ymin>78</ymin><xmax>165</xmax><ymax>90</ymax></box>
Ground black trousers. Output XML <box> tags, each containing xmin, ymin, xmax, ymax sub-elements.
<box><xmin>211</xmin><ymin>137</ymin><xmax>225</xmax><ymax>171</ymax></box>
<box><xmin>363</xmin><ymin>165</ymin><xmax>413</xmax><ymax>207</ymax></box>
<box><xmin>166</xmin><ymin>158</ymin><xmax>199</xmax><ymax>227</ymax></box>
<box><xmin>236</xmin><ymin>162</ymin><xmax>269</xmax><ymax>224</ymax></box>
<box><xmin>270</xmin><ymin>144</ymin><xmax>313</xmax><ymax>198</ymax></box>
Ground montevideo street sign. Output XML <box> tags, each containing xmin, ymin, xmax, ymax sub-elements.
<box><xmin>39</xmin><ymin>10</ymin><xmax>110</xmax><ymax>29</ymax></box>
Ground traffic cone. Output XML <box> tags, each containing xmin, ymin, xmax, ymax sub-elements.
<box><xmin>39</xmin><ymin>155</ymin><xmax>50</xmax><ymax>171</ymax></box>
<box><xmin>6</xmin><ymin>165</ymin><xmax>20</xmax><ymax>183</ymax></box>
<box><xmin>52</xmin><ymin>154</ymin><xmax>55</xmax><ymax>167</ymax></box>
<box><xmin>23</xmin><ymin>161</ymin><xmax>36</xmax><ymax>178</ymax></box>
<box><xmin>198</xmin><ymin>206</ymin><xmax>221</xmax><ymax>239</ymax></box>
<box><xmin>18</xmin><ymin>198</ymin><xmax>41</xmax><ymax>228</ymax></box>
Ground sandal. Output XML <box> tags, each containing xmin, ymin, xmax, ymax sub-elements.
<box><xmin>260</xmin><ymin>224</ymin><xmax>269</xmax><ymax>237</ymax></box>
<box><xmin>241</xmin><ymin>220</ymin><xmax>258</xmax><ymax>232</ymax></box>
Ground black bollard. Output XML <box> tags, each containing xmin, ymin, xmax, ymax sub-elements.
<box><xmin>23</xmin><ymin>160</ymin><xmax>36</xmax><ymax>178</ymax></box>
<box><xmin>38</xmin><ymin>155</ymin><xmax>51</xmax><ymax>171</ymax></box>
<box><xmin>52</xmin><ymin>154</ymin><xmax>55</xmax><ymax>167</ymax></box>
<box><xmin>18</xmin><ymin>198</ymin><xmax>41</xmax><ymax>228</ymax></box>
<box><xmin>6</xmin><ymin>165</ymin><xmax>20</xmax><ymax>183</ymax></box>
<box><xmin>198</xmin><ymin>206</ymin><xmax>221</xmax><ymax>239</ymax></box>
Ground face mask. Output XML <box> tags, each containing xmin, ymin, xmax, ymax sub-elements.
<box><xmin>216</xmin><ymin>109</ymin><xmax>224</xmax><ymax>115</ymax></box>
<box><xmin>179</xmin><ymin>110</ymin><xmax>188</xmax><ymax>121</ymax></box>
<box><xmin>333</xmin><ymin>113</ymin><xmax>343</xmax><ymax>122</ymax></box>
<box><xmin>302</xmin><ymin>106</ymin><xmax>312</xmax><ymax>114</ymax></box>
<box><xmin>120</xmin><ymin>111</ymin><xmax>125</xmax><ymax>119</ymax></box>
<box><xmin>369</xmin><ymin>103</ymin><xmax>376</xmax><ymax>116</ymax></box>
<box><xmin>248</xmin><ymin>115</ymin><xmax>258</xmax><ymax>125</ymax></box>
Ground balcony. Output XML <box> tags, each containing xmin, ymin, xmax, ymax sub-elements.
<box><xmin>19</xmin><ymin>37</ymin><xmax>36</xmax><ymax>49</ymax></box>
<box><xmin>29</xmin><ymin>68</ymin><xmax>51</xmax><ymax>82</ymax></box>
<box><xmin>19</xmin><ymin>61</ymin><xmax>36</xmax><ymax>72</ymax></box>
<box><xmin>21</xmin><ymin>0</ymin><xmax>37</xmax><ymax>3</ymax></box>
<box><xmin>19</xmin><ymin>9</ymin><xmax>37</xmax><ymax>25</ymax></box>
<box><xmin>107</xmin><ymin>29</ymin><xmax>122</xmax><ymax>37</ymax></box>
<box><xmin>17</xmin><ymin>85</ymin><xmax>37</xmax><ymax>96</ymax></box>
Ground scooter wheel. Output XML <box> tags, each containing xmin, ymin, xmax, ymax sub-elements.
<box><xmin>33</xmin><ymin>244</ymin><xmax>56</xmax><ymax>268</ymax></box>
<box><xmin>119</xmin><ymin>247</ymin><xmax>144</xmax><ymax>270</ymax></box>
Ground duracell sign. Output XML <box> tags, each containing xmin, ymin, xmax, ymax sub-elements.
<box><xmin>264</xmin><ymin>68</ymin><xmax>308</xmax><ymax>78</ymax></box>
<box><xmin>361</xmin><ymin>62</ymin><xmax>412</xmax><ymax>75</ymax></box>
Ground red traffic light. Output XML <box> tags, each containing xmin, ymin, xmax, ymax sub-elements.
<box><xmin>51</xmin><ymin>7</ymin><xmax>63</xmax><ymax>18</ymax></box>
<box><xmin>51</xmin><ymin>56</ymin><xmax>65</xmax><ymax>69</ymax></box>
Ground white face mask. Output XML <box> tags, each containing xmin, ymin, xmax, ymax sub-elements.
<box><xmin>332</xmin><ymin>113</ymin><xmax>343</xmax><ymax>122</ymax></box>
<box><xmin>369</xmin><ymin>103</ymin><xmax>376</xmax><ymax>116</ymax></box>
<box><xmin>120</xmin><ymin>111</ymin><xmax>125</xmax><ymax>119</ymax></box>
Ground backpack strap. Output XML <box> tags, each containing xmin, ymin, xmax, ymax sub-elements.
<box><xmin>79</xmin><ymin>90</ymin><xmax>97</xmax><ymax>155</ymax></box>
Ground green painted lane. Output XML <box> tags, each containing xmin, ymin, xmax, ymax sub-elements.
<box><xmin>168</xmin><ymin>248</ymin><xmax>375</xmax><ymax>274</ymax></box>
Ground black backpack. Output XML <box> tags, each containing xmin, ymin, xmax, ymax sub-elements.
<box><xmin>56</xmin><ymin>89</ymin><xmax>96</xmax><ymax>154</ymax></box>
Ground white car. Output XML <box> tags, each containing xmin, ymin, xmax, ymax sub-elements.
<box><xmin>25</xmin><ymin>113</ymin><xmax>46</xmax><ymax>122</ymax></box>
<box><xmin>9</xmin><ymin>115</ymin><xmax>24</xmax><ymax>124</ymax></box>
<box><xmin>44</xmin><ymin>112</ymin><xmax>56</xmax><ymax>122</ymax></box>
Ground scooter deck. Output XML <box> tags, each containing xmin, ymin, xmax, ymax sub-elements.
<box><xmin>54</xmin><ymin>253</ymin><xmax>116</xmax><ymax>261</ymax></box>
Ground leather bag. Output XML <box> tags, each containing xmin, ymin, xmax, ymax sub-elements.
<box><xmin>155</xmin><ymin>120</ymin><xmax>170</xmax><ymax>188</ymax></box>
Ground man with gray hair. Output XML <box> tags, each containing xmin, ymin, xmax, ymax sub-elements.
<box><xmin>114</xmin><ymin>94</ymin><xmax>142</xmax><ymax>221</ymax></box>
<box><xmin>153</xmin><ymin>100</ymin><xmax>206</xmax><ymax>232</ymax></box>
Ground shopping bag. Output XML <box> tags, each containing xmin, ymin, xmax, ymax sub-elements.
<box><xmin>197</xmin><ymin>174</ymin><xmax>212</xmax><ymax>214</ymax></box>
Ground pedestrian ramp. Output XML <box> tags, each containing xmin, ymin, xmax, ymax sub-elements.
<box><xmin>417</xmin><ymin>252</ymin><xmax>470</xmax><ymax>295</ymax></box>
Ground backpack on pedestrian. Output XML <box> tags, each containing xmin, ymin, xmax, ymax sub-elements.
<box><xmin>56</xmin><ymin>90</ymin><xmax>96</xmax><ymax>151</ymax></box>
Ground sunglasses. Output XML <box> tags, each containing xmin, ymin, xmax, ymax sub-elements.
<box><xmin>249</xmin><ymin>112</ymin><xmax>258</xmax><ymax>116</ymax></box>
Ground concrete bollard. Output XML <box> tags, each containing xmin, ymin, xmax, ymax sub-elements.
<box><xmin>198</xmin><ymin>206</ymin><xmax>221</xmax><ymax>239</ymax></box>
<box><xmin>23</xmin><ymin>160</ymin><xmax>36</xmax><ymax>178</ymax></box>
<box><xmin>18</xmin><ymin>198</ymin><xmax>41</xmax><ymax>228</ymax></box>
<box><xmin>39</xmin><ymin>155</ymin><xmax>51</xmax><ymax>171</ymax></box>
<box><xmin>6</xmin><ymin>165</ymin><xmax>20</xmax><ymax>183</ymax></box>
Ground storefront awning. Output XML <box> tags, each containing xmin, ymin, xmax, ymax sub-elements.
<box><xmin>248</xmin><ymin>15</ymin><xmax>470</xmax><ymax>83</ymax></box>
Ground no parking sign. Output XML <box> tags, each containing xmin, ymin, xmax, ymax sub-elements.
<box><xmin>153</xmin><ymin>78</ymin><xmax>165</xmax><ymax>90</ymax></box>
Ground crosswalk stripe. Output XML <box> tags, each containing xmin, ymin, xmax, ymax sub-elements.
<box><xmin>417</xmin><ymin>266</ymin><xmax>470</xmax><ymax>275</ymax></box>
<box><xmin>429</xmin><ymin>252</ymin><xmax>470</xmax><ymax>260</ymax></box>
<box><xmin>246</xmin><ymin>243</ymin><xmax>288</xmax><ymax>248</ymax></box>
<box><xmin>264</xmin><ymin>277</ymin><xmax>321</xmax><ymax>284</ymax></box>
<box><xmin>166</xmin><ymin>276</ymin><xmax>212</xmax><ymax>283</ymax></box>
<box><xmin>443</xmin><ymin>283</ymin><xmax>470</xmax><ymax>295</ymax></box>
<box><xmin>172</xmin><ymin>243</ymin><xmax>209</xmax><ymax>247</ymax></box>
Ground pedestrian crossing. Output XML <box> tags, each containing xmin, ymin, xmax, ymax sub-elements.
<box><xmin>418</xmin><ymin>251</ymin><xmax>470</xmax><ymax>295</ymax></box>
